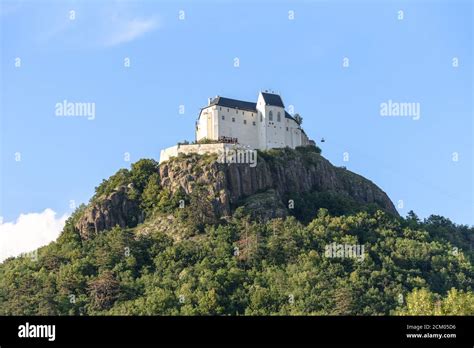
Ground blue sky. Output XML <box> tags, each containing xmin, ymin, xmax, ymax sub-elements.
<box><xmin>1</xmin><ymin>0</ymin><xmax>473</xmax><ymax>242</ymax></box>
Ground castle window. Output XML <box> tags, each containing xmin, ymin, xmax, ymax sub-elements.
<box><xmin>286</xmin><ymin>127</ymin><xmax>289</xmax><ymax>131</ymax></box>
<box><xmin>260</xmin><ymin>112</ymin><xmax>262</xmax><ymax>122</ymax></box>
<box><xmin>269</xmin><ymin>111</ymin><xmax>273</xmax><ymax>121</ymax></box>
<box><xmin>253</xmin><ymin>121</ymin><xmax>256</xmax><ymax>126</ymax></box>
<box><xmin>222</xmin><ymin>115</ymin><xmax>225</xmax><ymax>120</ymax></box>
<box><xmin>277</xmin><ymin>112</ymin><xmax>281</xmax><ymax>122</ymax></box>
<box><xmin>244</xmin><ymin>120</ymin><xmax>247</xmax><ymax>125</ymax></box>
<box><xmin>236</xmin><ymin>109</ymin><xmax>238</xmax><ymax>114</ymax></box>
<box><xmin>220</xmin><ymin>107</ymin><xmax>222</xmax><ymax>110</ymax></box>
<box><xmin>227</xmin><ymin>108</ymin><xmax>229</xmax><ymax>112</ymax></box>
<box><xmin>232</xmin><ymin>117</ymin><xmax>235</xmax><ymax>122</ymax></box>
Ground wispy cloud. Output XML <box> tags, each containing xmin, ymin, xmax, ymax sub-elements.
<box><xmin>103</xmin><ymin>16</ymin><xmax>160</xmax><ymax>47</ymax></box>
<box><xmin>10</xmin><ymin>2</ymin><xmax>162</xmax><ymax>49</ymax></box>
<box><xmin>0</xmin><ymin>209</ymin><xmax>68</xmax><ymax>262</ymax></box>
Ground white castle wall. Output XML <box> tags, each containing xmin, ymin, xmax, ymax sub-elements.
<box><xmin>194</xmin><ymin>92</ymin><xmax>313</xmax><ymax>152</ymax></box>
<box><xmin>159</xmin><ymin>143</ymin><xmax>252</xmax><ymax>164</ymax></box>
<box><xmin>196</xmin><ymin>106</ymin><xmax>218</xmax><ymax>140</ymax></box>
<box><xmin>217</xmin><ymin>107</ymin><xmax>259</xmax><ymax>148</ymax></box>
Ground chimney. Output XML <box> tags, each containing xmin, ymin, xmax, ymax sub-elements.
<box><xmin>208</xmin><ymin>97</ymin><xmax>212</xmax><ymax>105</ymax></box>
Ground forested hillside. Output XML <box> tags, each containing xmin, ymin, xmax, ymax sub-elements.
<box><xmin>1</xmin><ymin>149</ymin><xmax>472</xmax><ymax>315</ymax></box>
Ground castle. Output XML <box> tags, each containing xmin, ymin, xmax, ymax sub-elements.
<box><xmin>159</xmin><ymin>91</ymin><xmax>314</xmax><ymax>163</ymax></box>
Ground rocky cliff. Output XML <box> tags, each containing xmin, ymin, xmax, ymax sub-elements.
<box><xmin>159</xmin><ymin>148</ymin><xmax>397</xmax><ymax>216</ymax></box>
<box><xmin>75</xmin><ymin>185</ymin><xmax>144</xmax><ymax>240</ymax></box>
<box><xmin>75</xmin><ymin>147</ymin><xmax>398</xmax><ymax>239</ymax></box>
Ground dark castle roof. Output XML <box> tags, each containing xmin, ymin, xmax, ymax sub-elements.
<box><xmin>260</xmin><ymin>92</ymin><xmax>285</xmax><ymax>107</ymax></box>
<box><xmin>208</xmin><ymin>97</ymin><xmax>257</xmax><ymax>112</ymax></box>
<box><xmin>204</xmin><ymin>93</ymin><xmax>295</xmax><ymax>122</ymax></box>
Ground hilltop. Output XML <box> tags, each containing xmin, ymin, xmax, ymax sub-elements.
<box><xmin>75</xmin><ymin>146</ymin><xmax>397</xmax><ymax>240</ymax></box>
<box><xmin>0</xmin><ymin>146</ymin><xmax>473</xmax><ymax>315</ymax></box>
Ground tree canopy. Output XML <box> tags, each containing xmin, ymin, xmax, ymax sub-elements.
<box><xmin>1</xmin><ymin>205</ymin><xmax>472</xmax><ymax>315</ymax></box>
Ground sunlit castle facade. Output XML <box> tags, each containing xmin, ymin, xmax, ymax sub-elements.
<box><xmin>196</xmin><ymin>91</ymin><xmax>311</xmax><ymax>150</ymax></box>
<box><xmin>159</xmin><ymin>91</ymin><xmax>314</xmax><ymax>163</ymax></box>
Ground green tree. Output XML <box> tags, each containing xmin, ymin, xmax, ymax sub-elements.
<box><xmin>187</xmin><ymin>185</ymin><xmax>218</xmax><ymax>231</ymax></box>
<box><xmin>395</xmin><ymin>288</ymin><xmax>474</xmax><ymax>315</ymax></box>
<box><xmin>130</xmin><ymin>159</ymin><xmax>159</xmax><ymax>193</ymax></box>
<box><xmin>141</xmin><ymin>173</ymin><xmax>162</xmax><ymax>215</ymax></box>
<box><xmin>293</xmin><ymin>113</ymin><xmax>303</xmax><ymax>125</ymax></box>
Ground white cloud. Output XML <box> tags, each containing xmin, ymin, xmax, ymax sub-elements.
<box><xmin>0</xmin><ymin>209</ymin><xmax>69</xmax><ymax>262</ymax></box>
<box><xmin>104</xmin><ymin>17</ymin><xmax>160</xmax><ymax>47</ymax></box>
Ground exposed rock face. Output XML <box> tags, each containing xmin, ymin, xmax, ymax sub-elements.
<box><xmin>159</xmin><ymin>149</ymin><xmax>398</xmax><ymax>218</ymax></box>
<box><xmin>75</xmin><ymin>186</ymin><xmax>144</xmax><ymax>240</ymax></box>
<box><xmin>238</xmin><ymin>189</ymin><xmax>289</xmax><ymax>221</ymax></box>
<box><xmin>75</xmin><ymin>148</ymin><xmax>397</xmax><ymax>239</ymax></box>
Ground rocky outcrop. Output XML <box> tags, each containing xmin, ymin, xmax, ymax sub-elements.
<box><xmin>237</xmin><ymin>189</ymin><xmax>289</xmax><ymax>221</ymax></box>
<box><xmin>159</xmin><ymin>148</ymin><xmax>398</xmax><ymax>218</ymax></box>
<box><xmin>75</xmin><ymin>148</ymin><xmax>397</xmax><ymax>239</ymax></box>
<box><xmin>75</xmin><ymin>186</ymin><xmax>144</xmax><ymax>240</ymax></box>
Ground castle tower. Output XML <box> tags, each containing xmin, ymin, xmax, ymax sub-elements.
<box><xmin>256</xmin><ymin>91</ymin><xmax>286</xmax><ymax>150</ymax></box>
